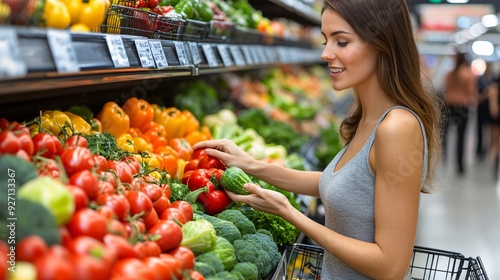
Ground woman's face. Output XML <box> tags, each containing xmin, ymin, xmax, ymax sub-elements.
<box><xmin>320</xmin><ymin>8</ymin><xmax>379</xmax><ymax>92</ymax></box>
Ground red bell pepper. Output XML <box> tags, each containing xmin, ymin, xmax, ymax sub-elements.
<box><xmin>184</xmin><ymin>148</ymin><xmax>226</xmax><ymax>172</ymax></box>
<box><xmin>183</xmin><ymin>168</ymin><xmax>231</xmax><ymax>215</ymax></box>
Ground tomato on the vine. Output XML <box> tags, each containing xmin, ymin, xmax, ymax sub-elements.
<box><xmin>158</xmin><ymin>254</ymin><xmax>183</xmax><ymax>279</ymax></box>
<box><xmin>66</xmin><ymin>184</ymin><xmax>89</xmax><ymax>212</ymax></box>
<box><xmin>169</xmin><ymin>246</ymin><xmax>195</xmax><ymax>270</ymax></box>
<box><xmin>103</xmin><ymin>234</ymin><xmax>140</xmax><ymax>260</ymax></box>
<box><xmin>143</xmin><ymin>241</ymin><xmax>161</xmax><ymax>258</ymax></box>
<box><xmin>125</xmin><ymin>190</ymin><xmax>153</xmax><ymax>218</ymax></box>
<box><xmin>65</xmin><ymin>134</ymin><xmax>88</xmax><ymax>148</ymax></box>
<box><xmin>153</xmin><ymin>195</ymin><xmax>170</xmax><ymax>214</ymax></box>
<box><xmin>159</xmin><ymin>207</ymin><xmax>187</xmax><ymax>224</ymax></box>
<box><xmin>0</xmin><ymin>130</ymin><xmax>21</xmax><ymax>154</ymax></box>
<box><xmin>35</xmin><ymin>253</ymin><xmax>76</xmax><ymax>280</ymax></box>
<box><xmin>140</xmin><ymin>183</ymin><xmax>163</xmax><ymax>202</ymax></box>
<box><xmin>69</xmin><ymin>169</ymin><xmax>99</xmax><ymax>201</ymax></box>
<box><xmin>33</xmin><ymin>132</ymin><xmax>63</xmax><ymax>159</ymax></box>
<box><xmin>148</xmin><ymin>220</ymin><xmax>182</xmax><ymax>252</ymax></box>
<box><xmin>16</xmin><ymin>235</ymin><xmax>49</xmax><ymax>263</ymax></box>
<box><xmin>170</xmin><ymin>200</ymin><xmax>193</xmax><ymax>222</ymax></box>
<box><xmin>143</xmin><ymin>208</ymin><xmax>159</xmax><ymax>230</ymax></box>
<box><xmin>67</xmin><ymin>208</ymin><xmax>108</xmax><ymax>241</ymax></box>
<box><xmin>97</xmin><ymin>194</ymin><xmax>130</xmax><ymax>221</ymax></box>
<box><xmin>108</xmin><ymin>160</ymin><xmax>133</xmax><ymax>184</ymax></box>
<box><xmin>111</xmin><ymin>258</ymin><xmax>155</xmax><ymax>280</ymax></box>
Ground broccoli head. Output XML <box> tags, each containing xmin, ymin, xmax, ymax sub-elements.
<box><xmin>231</xmin><ymin>262</ymin><xmax>259</xmax><ymax>280</ymax></box>
<box><xmin>232</xmin><ymin>239</ymin><xmax>264</xmax><ymax>278</ymax></box>
<box><xmin>195</xmin><ymin>251</ymin><xmax>224</xmax><ymax>273</ymax></box>
<box><xmin>196</xmin><ymin>212</ymin><xmax>241</xmax><ymax>244</ymax></box>
<box><xmin>194</xmin><ymin>261</ymin><xmax>216</xmax><ymax>277</ymax></box>
<box><xmin>216</xmin><ymin>209</ymin><xmax>256</xmax><ymax>235</ymax></box>
<box><xmin>244</xmin><ymin>232</ymin><xmax>281</xmax><ymax>270</ymax></box>
<box><xmin>233</xmin><ymin>232</ymin><xmax>282</xmax><ymax>278</ymax></box>
<box><xmin>206</xmin><ymin>271</ymin><xmax>242</xmax><ymax>280</ymax></box>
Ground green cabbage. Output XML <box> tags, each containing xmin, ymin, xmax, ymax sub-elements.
<box><xmin>212</xmin><ymin>236</ymin><xmax>237</xmax><ymax>271</ymax></box>
<box><xmin>181</xmin><ymin>219</ymin><xmax>217</xmax><ymax>255</ymax></box>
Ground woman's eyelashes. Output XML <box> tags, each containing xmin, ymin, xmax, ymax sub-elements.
<box><xmin>321</xmin><ymin>41</ymin><xmax>348</xmax><ymax>47</ymax></box>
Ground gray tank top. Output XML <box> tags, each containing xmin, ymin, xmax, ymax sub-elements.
<box><xmin>318</xmin><ymin>106</ymin><xmax>428</xmax><ymax>279</ymax></box>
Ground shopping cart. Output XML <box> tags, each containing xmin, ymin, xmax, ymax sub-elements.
<box><xmin>270</xmin><ymin>244</ymin><xmax>489</xmax><ymax>280</ymax></box>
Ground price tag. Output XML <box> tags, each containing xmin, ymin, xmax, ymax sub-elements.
<box><xmin>106</xmin><ymin>35</ymin><xmax>130</xmax><ymax>68</ymax></box>
<box><xmin>148</xmin><ymin>40</ymin><xmax>168</xmax><ymax>69</ymax></box>
<box><xmin>241</xmin><ymin>45</ymin><xmax>253</xmax><ymax>65</ymax></box>
<box><xmin>229</xmin><ymin>45</ymin><xmax>245</xmax><ymax>67</ymax></box>
<box><xmin>201</xmin><ymin>44</ymin><xmax>218</xmax><ymax>68</ymax></box>
<box><xmin>0</xmin><ymin>27</ymin><xmax>27</xmax><ymax>78</ymax></box>
<box><xmin>265</xmin><ymin>47</ymin><xmax>276</xmax><ymax>63</ymax></box>
<box><xmin>216</xmin><ymin>44</ymin><xmax>233</xmax><ymax>67</ymax></box>
<box><xmin>47</xmin><ymin>29</ymin><xmax>80</xmax><ymax>73</ymax></box>
<box><xmin>173</xmin><ymin>41</ymin><xmax>190</xmax><ymax>66</ymax></box>
<box><xmin>188</xmin><ymin>42</ymin><xmax>201</xmax><ymax>65</ymax></box>
<box><xmin>134</xmin><ymin>39</ymin><xmax>155</xmax><ymax>68</ymax></box>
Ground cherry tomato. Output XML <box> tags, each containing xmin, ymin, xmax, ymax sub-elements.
<box><xmin>143</xmin><ymin>241</ymin><xmax>161</xmax><ymax>258</ymax></box>
<box><xmin>108</xmin><ymin>160</ymin><xmax>133</xmax><ymax>184</ymax></box>
<box><xmin>159</xmin><ymin>207</ymin><xmax>187</xmax><ymax>225</ymax></box>
<box><xmin>99</xmin><ymin>171</ymin><xmax>117</xmax><ymax>188</ymax></box>
<box><xmin>148</xmin><ymin>220</ymin><xmax>182</xmax><ymax>252</ymax></box>
<box><xmin>125</xmin><ymin>190</ymin><xmax>153</xmax><ymax>218</ymax></box>
<box><xmin>169</xmin><ymin>246</ymin><xmax>195</xmax><ymax>270</ymax></box>
<box><xmin>140</xmin><ymin>183</ymin><xmax>162</xmax><ymax>202</ymax></box>
<box><xmin>170</xmin><ymin>200</ymin><xmax>193</xmax><ymax>222</ymax></box>
<box><xmin>122</xmin><ymin>156</ymin><xmax>141</xmax><ymax>175</ymax></box>
<box><xmin>98</xmin><ymin>181</ymin><xmax>116</xmax><ymax>197</ymax></box>
<box><xmin>69</xmin><ymin>169</ymin><xmax>99</xmax><ymax>201</ymax></box>
<box><xmin>66</xmin><ymin>184</ymin><xmax>89</xmax><ymax>212</ymax></box>
<box><xmin>67</xmin><ymin>208</ymin><xmax>108</xmax><ymax>241</ymax></box>
<box><xmin>65</xmin><ymin>134</ymin><xmax>88</xmax><ymax>148</ymax></box>
<box><xmin>16</xmin><ymin>235</ymin><xmax>49</xmax><ymax>263</ymax></box>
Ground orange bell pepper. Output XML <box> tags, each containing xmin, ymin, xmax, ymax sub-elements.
<box><xmin>122</xmin><ymin>97</ymin><xmax>154</xmax><ymax>131</ymax></box>
<box><xmin>154</xmin><ymin>145</ymin><xmax>178</xmax><ymax>177</ymax></box>
<box><xmin>128</xmin><ymin>127</ymin><xmax>143</xmax><ymax>138</ymax></box>
<box><xmin>168</xmin><ymin>138</ymin><xmax>193</xmax><ymax>161</ymax></box>
<box><xmin>97</xmin><ymin>101</ymin><xmax>130</xmax><ymax>137</ymax></box>
<box><xmin>181</xmin><ymin>110</ymin><xmax>200</xmax><ymax>136</ymax></box>
<box><xmin>184</xmin><ymin>130</ymin><xmax>209</xmax><ymax>147</ymax></box>
<box><xmin>143</xmin><ymin>121</ymin><xmax>167</xmax><ymax>143</ymax></box>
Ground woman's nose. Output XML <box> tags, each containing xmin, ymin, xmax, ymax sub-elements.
<box><xmin>320</xmin><ymin>45</ymin><xmax>336</xmax><ymax>62</ymax></box>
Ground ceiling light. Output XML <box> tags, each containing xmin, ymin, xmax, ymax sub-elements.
<box><xmin>472</xmin><ymin>41</ymin><xmax>494</xmax><ymax>56</ymax></box>
<box><xmin>446</xmin><ymin>0</ymin><xmax>469</xmax><ymax>3</ymax></box>
<box><xmin>481</xmin><ymin>14</ymin><xmax>499</xmax><ymax>28</ymax></box>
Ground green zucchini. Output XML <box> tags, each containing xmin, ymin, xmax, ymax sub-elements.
<box><xmin>220</xmin><ymin>166</ymin><xmax>252</xmax><ymax>195</ymax></box>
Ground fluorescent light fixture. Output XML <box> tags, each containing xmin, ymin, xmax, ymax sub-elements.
<box><xmin>481</xmin><ymin>14</ymin><xmax>499</xmax><ymax>27</ymax></box>
<box><xmin>472</xmin><ymin>41</ymin><xmax>494</xmax><ymax>56</ymax></box>
<box><xmin>446</xmin><ymin>0</ymin><xmax>469</xmax><ymax>3</ymax></box>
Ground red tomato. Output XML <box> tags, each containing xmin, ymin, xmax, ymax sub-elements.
<box><xmin>169</xmin><ymin>246</ymin><xmax>195</xmax><ymax>270</ymax></box>
<box><xmin>133</xmin><ymin>241</ymin><xmax>148</xmax><ymax>259</ymax></box>
<box><xmin>93</xmin><ymin>155</ymin><xmax>108</xmax><ymax>173</ymax></box>
<box><xmin>67</xmin><ymin>208</ymin><xmax>108</xmax><ymax>241</ymax></box>
<box><xmin>37</xmin><ymin>159</ymin><xmax>61</xmax><ymax>179</ymax></box>
<box><xmin>170</xmin><ymin>200</ymin><xmax>193</xmax><ymax>222</ymax></box>
<box><xmin>66</xmin><ymin>184</ymin><xmax>89</xmax><ymax>212</ymax></box>
<box><xmin>122</xmin><ymin>156</ymin><xmax>141</xmax><ymax>175</ymax></box>
<box><xmin>143</xmin><ymin>241</ymin><xmax>161</xmax><ymax>258</ymax></box>
<box><xmin>17</xmin><ymin>133</ymin><xmax>34</xmax><ymax>156</ymax></box>
<box><xmin>161</xmin><ymin>183</ymin><xmax>171</xmax><ymax>199</ymax></box>
<box><xmin>123</xmin><ymin>220</ymin><xmax>146</xmax><ymax>237</ymax></box>
<box><xmin>111</xmin><ymin>258</ymin><xmax>155</xmax><ymax>280</ymax></box>
<box><xmin>143</xmin><ymin>208</ymin><xmax>159</xmax><ymax>230</ymax></box>
<box><xmin>99</xmin><ymin>171</ymin><xmax>117</xmax><ymax>187</ymax></box>
<box><xmin>140</xmin><ymin>183</ymin><xmax>162</xmax><ymax>202</ymax></box>
<box><xmin>107</xmin><ymin>219</ymin><xmax>128</xmax><ymax>238</ymax></box>
<box><xmin>66</xmin><ymin>236</ymin><xmax>105</xmax><ymax>256</ymax></box>
<box><xmin>189</xmin><ymin>270</ymin><xmax>206</xmax><ymax>280</ymax></box>
<box><xmin>16</xmin><ymin>235</ymin><xmax>49</xmax><ymax>263</ymax></box>
<box><xmin>108</xmin><ymin>160</ymin><xmax>133</xmax><ymax>184</ymax></box>
<box><xmin>97</xmin><ymin>205</ymin><xmax>116</xmax><ymax>221</ymax></box>
<box><xmin>0</xmin><ymin>249</ymin><xmax>6</xmax><ymax>280</ymax></box>
<box><xmin>61</xmin><ymin>146</ymin><xmax>96</xmax><ymax>175</ymax></box>
<box><xmin>142</xmin><ymin>256</ymin><xmax>173</xmax><ymax>280</ymax></box>
<box><xmin>153</xmin><ymin>195</ymin><xmax>170</xmax><ymax>214</ymax></box>
<box><xmin>35</xmin><ymin>254</ymin><xmax>76</xmax><ymax>280</ymax></box>
<box><xmin>148</xmin><ymin>220</ymin><xmax>182</xmax><ymax>252</ymax></box>
<box><xmin>15</xmin><ymin>149</ymin><xmax>31</xmax><ymax>162</ymax></box>
<box><xmin>65</xmin><ymin>134</ymin><xmax>88</xmax><ymax>148</ymax></box>
<box><xmin>159</xmin><ymin>207</ymin><xmax>187</xmax><ymax>224</ymax></box>
<box><xmin>98</xmin><ymin>181</ymin><xmax>116</xmax><ymax>197</ymax></box>
<box><xmin>71</xmin><ymin>254</ymin><xmax>112</xmax><ymax>280</ymax></box>
<box><xmin>48</xmin><ymin>244</ymin><xmax>72</xmax><ymax>259</ymax></box>
<box><xmin>0</xmin><ymin>130</ymin><xmax>21</xmax><ymax>154</ymax></box>
<box><xmin>59</xmin><ymin>227</ymin><xmax>72</xmax><ymax>247</ymax></box>
<box><xmin>103</xmin><ymin>234</ymin><xmax>140</xmax><ymax>260</ymax></box>
<box><xmin>69</xmin><ymin>169</ymin><xmax>99</xmax><ymax>201</ymax></box>
<box><xmin>125</xmin><ymin>190</ymin><xmax>153</xmax><ymax>218</ymax></box>
<box><xmin>98</xmin><ymin>194</ymin><xmax>131</xmax><ymax>221</ymax></box>
<box><xmin>158</xmin><ymin>254</ymin><xmax>183</xmax><ymax>279</ymax></box>
<box><xmin>32</xmin><ymin>133</ymin><xmax>60</xmax><ymax>158</ymax></box>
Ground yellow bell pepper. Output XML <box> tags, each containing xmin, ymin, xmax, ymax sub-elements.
<box><xmin>152</xmin><ymin>105</ymin><xmax>186</xmax><ymax>140</ymax></box>
<box><xmin>64</xmin><ymin>111</ymin><xmax>91</xmax><ymax>135</ymax></box>
<box><xmin>43</xmin><ymin>0</ymin><xmax>71</xmax><ymax>29</ymax></box>
<box><xmin>132</xmin><ymin>136</ymin><xmax>153</xmax><ymax>153</ymax></box>
<box><xmin>33</xmin><ymin>110</ymin><xmax>73</xmax><ymax>138</ymax></box>
<box><xmin>116</xmin><ymin>133</ymin><xmax>136</xmax><ymax>153</ymax></box>
<box><xmin>136</xmin><ymin>151</ymin><xmax>162</xmax><ymax>171</ymax></box>
<box><xmin>175</xmin><ymin>158</ymin><xmax>186</xmax><ymax>181</ymax></box>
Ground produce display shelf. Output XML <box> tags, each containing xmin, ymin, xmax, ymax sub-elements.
<box><xmin>248</xmin><ymin>0</ymin><xmax>321</xmax><ymax>26</ymax></box>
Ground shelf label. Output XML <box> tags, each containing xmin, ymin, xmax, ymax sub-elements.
<box><xmin>106</xmin><ymin>35</ymin><xmax>130</xmax><ymax>68</ymax></box>
<box><xmin>134</xmin><ymin>39</ymin><xmax>155</xmax><ymax>68</ymax></box>
<box><xmin>216</xmin><ymin>44</ymin><xmax>233</xmax><ymax>67</ymax></box>
<box><xmin>229</xmin><ymin>45</ymin><xmax>245</xmax><ymax>67</ymax></box>
<box><xmin>188</xmin><ymin>42</ymin><xmax>201</xmax><ymax>65</ymax></box>
<box><xmin>47</xmin><ymin>29</ymin><xmax>80</xmax><ymax>73</ymax></box>
<box><xmin>148</xmin><ymin>40</ymin><xmax>168</xmax><ymax>69</ymax></box>
<box><xmin>201</xmin><ymin>44</ymin><xmax>218</xmax><ymax>68</ymax></box>
<box><xmin>173</xmin><ymin>41</ymin><xmax>190</xmax><ymax>66</ymax></box>
<box><xmin>0</xmin><ymin>27</ymin><xmax>27</xmax><ymax>79</ymax></box>
<box><xmin>241</xmin><ymin>46</ymin><xmax>254</xmax><ymax>65</ymax></box>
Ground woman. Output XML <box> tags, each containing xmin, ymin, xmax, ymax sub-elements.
<box><xmin>194</xmin><ymin>0</ymin><xmax>442</xmax><ymax>278</ymax></box>
<box><xmin>487</xmin><ymin>74</ymin><xmax>500</xmax><ymax>179</ymax></box>
<box><xmin>441</xmin><ymin>52</ymin><xmax>477</xmax><ymax>174</ymax></box>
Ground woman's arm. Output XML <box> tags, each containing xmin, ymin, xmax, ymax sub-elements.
<box><xmin>194</xmin><ymin>139</ymin><xmax>322</xmax><ymax>197</ymax></box>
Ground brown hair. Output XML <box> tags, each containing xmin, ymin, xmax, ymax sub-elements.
<box><xmin>323</xmin><ymin>0</ymin><xmax>442</xmax><ymax>192</ymax></box>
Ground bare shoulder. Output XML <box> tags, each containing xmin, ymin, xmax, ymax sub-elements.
<box><xmin>375</xmin><ymin>108</ymin><xmax>424</xmax><ymax>146</ymax></box>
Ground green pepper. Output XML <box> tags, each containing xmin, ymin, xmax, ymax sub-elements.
<box><xmin>174</xmin><ymin>0</ymin><xmax>194</xmax><ymax>19</ymax></box>
<box><xmin>198</xmin><ymin>0</ymin><xmax>213</xmax><ymax>22</ymax></box>
<box><xmin>18</xmin><ymin>176</ymin><xmax>75</xmax><ymax>226</ymax></box>
<box><xmin>160</xmin><ymin>0</ymin><xmax>180</xmax><ymax>6</ymax></box>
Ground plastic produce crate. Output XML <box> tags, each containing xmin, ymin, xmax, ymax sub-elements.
<box><xmin>181</xmin><ymin>19</ymin><xmax>209</xmax><ymax>42</ymax></box>
<box><xmin>156</xmin><ymin>15</ymin><xmax>184</xmax><ymax>41</ymax></box>
<box><xmin>207</xmin><ymin>20</ymin><xmax>235</xmax><ymax>43</ymax></box>
<box><xmin>271</xmin><ymin>244</ymin><xmax>489</xmax><ymax>279</ymax></box>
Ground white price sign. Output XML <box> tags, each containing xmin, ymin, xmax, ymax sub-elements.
<box><xmin>148</xmin><ymin>40</ymin><xmax>168</xmax><ymax>69</ymax></box>
<box><xmin>173</xmin><ymin>41</ymin><xmax>190</xmax><ymax>66</ymax></box>
<box><xmin>241</xmin><ymin>46</ymin><xmax>254</xmax><ymax>65</ymax></box>
<box><xmin>106</xmin><ymin>35</ymin><xmax>130</xmax><ymax>68</ymax></box>
<box><xmin>202</xmin><ymin>44</ymin><xmax>218</xmax><ymax>68</ymax></box>
<box><xmin>229</xmin><ymin>45</ymin><xmax>245</xmax><ymax>67</ymax></box>
<box><xmin>216</xmin><ymin>44</ymin><xmax>233</xmax><ymax>67</ymax></box>
<box><xmin>134</xmin><ymin>39</ymin><xmax>155</xmax><ymax>68</ymax></box>
<box><xmin>47</xmin><ymin>29</ymin><xmax>80</xmax><ymax>73</ymax></box>
<box><xmin>0</xmin><ymin>27</ymin><xmax>27</xmax><ymax>78</ymax></box>
<box><xmin>188</xmin><ymin>42</ymin><xmax>201</xmax><ymax>65</ymax></box>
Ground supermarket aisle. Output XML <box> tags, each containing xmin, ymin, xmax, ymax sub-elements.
<box><xmin>415</xmin><ymin>110</ymin><xmax>500</xmax><ymax>279</ymax></box>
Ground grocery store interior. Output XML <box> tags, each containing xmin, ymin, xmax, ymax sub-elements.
<box><xmin>1</xmin><ymin>0</ymin><xmax>499</xmax><ymax>279</ymax></box>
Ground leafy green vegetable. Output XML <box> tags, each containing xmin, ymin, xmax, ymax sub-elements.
<box><xmin>181</xmin><ymin>219</ymin><xmax>217</xmax><ymax>255</ymax></box>
<box><xmin>195</xmin><ymin>251</ymin><xmax>224</xmax><ymax>273</ymax></box>
<box><xmin>212</xmin><ymin>236</ymin><xmax>237</xmax><ymax>271</ymax></box>
<box><xmin>84</xmin><ymin>132</ymin><xmax>126</xmax><ymax>160</ymax></box>
<box><xmin>169</xmin><ymin>182</ymin><xmax>191</xmax><ymax>202</ymax></box>
<box><xmin>194</xmin><ymin>261</ymin><xmax>216</xmax><ymax>277</ymax></box>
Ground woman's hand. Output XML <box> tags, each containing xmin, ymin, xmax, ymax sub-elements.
<box><xmin>193</xmin><ymin>139</ymin><xmax>255</xmax><ymax>171</ymax></box>
<box><xmin>226</xmin><ymin>182</ymin><xmax>293</xmax><ymax>219</ymax></box>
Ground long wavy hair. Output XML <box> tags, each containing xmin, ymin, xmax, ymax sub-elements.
<box><xmin>323</xmin><ymin>0</ymin><xmax>442</xmax><ymax>192</ymax></box>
